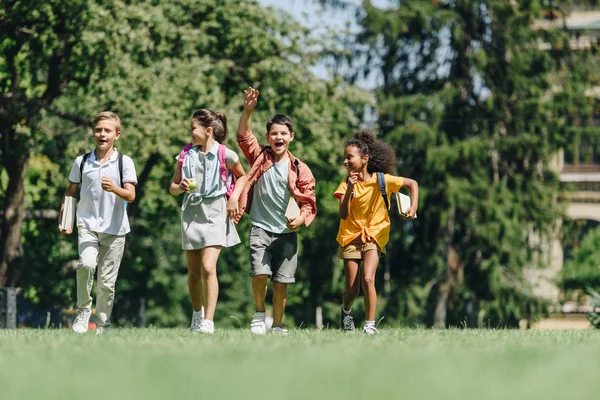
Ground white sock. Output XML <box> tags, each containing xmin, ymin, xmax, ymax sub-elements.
<box><xmin>254</xmin><ymin>311</ymin><xmax>266</xmax><ymax>317</ymax></box>
<box><xmin>343</xmin><ymin>308</ymin><xmax>352</xmax><ymax>315</ymax></box>
<box><xmin>365</xmin><ymin>320</ymin><xmax>375</xmax><ymax>327</ymax></box>
<box><xmin>193</xmin><ymin>307</ymin><xmax>204</xmax><ymax>318</ymax></box>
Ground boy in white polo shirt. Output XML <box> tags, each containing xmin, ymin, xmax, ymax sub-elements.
<box><xmin>59</xmin><ymin>111</ymin><xmax>137</xmax><ymax>334</ymax></box>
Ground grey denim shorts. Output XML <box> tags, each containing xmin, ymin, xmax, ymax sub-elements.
<box><xmin>249</xmin><ymin>226</ymin><xmax>298</xmax><ymax>283</ymax></box>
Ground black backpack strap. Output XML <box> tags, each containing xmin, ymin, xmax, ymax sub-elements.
<box><xmin>377</xmin><ymin>172</ymin><xmax>389</xmax><ymax>211</ymax></box>
<box><xmin>118</xmin><ymin>152</ymin><xmax>124</xmax><ymax>188</ymax></box>
<box><xmin>79</xmin><ymin>152</ymin><xmax>91</xmax><ymax>184</ymax></box>
<box><xmin>293</xmin><ymin>158</ymin><xmax>300</xmax><ymax>185</ymax></box>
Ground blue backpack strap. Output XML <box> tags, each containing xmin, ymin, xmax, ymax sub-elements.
<box><xmin>377</xmin><ymin>172</ymin><xmax>389</xmax><ymax>211</ymax></box>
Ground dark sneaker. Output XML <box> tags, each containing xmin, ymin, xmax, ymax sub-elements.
<box><xmin>341</xmin><ymin>307</ymin><xmax>355</xmax><ymax>331</ymax></box>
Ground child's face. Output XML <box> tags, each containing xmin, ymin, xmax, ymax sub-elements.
<box><xmin>190</xmin><ymin>121</ymin><xmax>211</xmax><ymax>146</ymax></box>
<box><xmin>266</xmin><ymin>124</ymin><xmax>294</xmax><ymax>156</ymax></box>
<box><xmin>343</xmin><ymin>145</ymin><xmax>368</xmax><ymax>173</ymax></box>
<box><xmin>93</xmin><ymin>120</ymin><xmax>120</xmax><ymax>151</ymax></box>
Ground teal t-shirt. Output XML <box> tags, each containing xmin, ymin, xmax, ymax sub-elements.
<box><xmin>249</xmin><ymin>160</ymin><xmax>291</xmax><ymax>234</ymax></box>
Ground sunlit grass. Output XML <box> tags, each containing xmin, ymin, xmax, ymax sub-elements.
<box><xmin>1</xmin><ymin>328</ymin><xmax>599</xmax><ymax>400</ymax></box>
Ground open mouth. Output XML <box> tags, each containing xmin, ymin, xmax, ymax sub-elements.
<box><xmin>274</xmin><ymin>142</ymin><xmax>284</xmax><ymax>150</ymax></box>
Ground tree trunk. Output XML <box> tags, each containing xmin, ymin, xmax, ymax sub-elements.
<box><xmin>0</xmin><ymin>152</ymin><xmax>29</xmax><ymax>287</ymax></box>
<box><xmin>433</xmin><ymin>208</ymin><xmax>462</xmax><ymax>329</ymax></box>
<box><xmin>433</xmin><ymin>245</ymin><xmax>463</xmax><ymax>328</ymax></box>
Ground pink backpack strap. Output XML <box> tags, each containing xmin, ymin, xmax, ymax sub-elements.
<box><xmin>177</xmin><ymin>143</ymin><xmax>194</xmax><ymax>167</ymax></box>
<box><xmin>218</xmin><ymin>143</ymin><xmax>227</xmax><ymax>183</ymax></box>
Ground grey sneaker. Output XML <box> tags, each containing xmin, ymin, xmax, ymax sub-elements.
<box><xmin>271</xmin><ymin>326</ymin><xmax>288</xmax><ymax>335</ymax></box>
<box><xmin>72</xmin><ymin>309</ymin><xmax>91</xmax><ymax>334</ymax></box>
<box><xmin>250</xmin><ymin>311</ymin><xmax>266</xmax><ymax>335</ymax></box>
<box><xmin>190</xmin><ymin>310</ymin><xmax>204</xmax><ymax>333</ymax></box>
<box><xmin>95</xmin><ymin>325</ymin><xmax>112</xmax><ymax>335</ymax></box>
<box><xmin>363</xmin><ymin>324</ymin><xmax>379</xmax><ymax>335</ymax></box>
<box><xmin>341</xmin><ymin>307</ymin><xmax>355</xmax><ymax>331</ymax></box>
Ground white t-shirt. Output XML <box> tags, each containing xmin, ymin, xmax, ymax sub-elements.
<box><xmin>68</xmin><ymin>149</ymin><xmax>137</xmax><ymax>235</ymax></box>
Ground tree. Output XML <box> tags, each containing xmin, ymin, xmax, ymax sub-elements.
<box><xmin>329</xmin><ymin>0</ymin><xmax>598</xmax><ymax>327</ymax></box>
<box><xmin>3</xmin><ymin>0</ymin><xmax>371</xmax><ymax>325</ymax></box>
<box><xmin>0</xmin><ymin>0</ymin><xmax>111</xmax><ymax>287</ymax></box>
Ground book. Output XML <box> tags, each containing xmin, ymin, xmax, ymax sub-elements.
<box><xmin>285</xmin><ymin>196</ymin><xmax>301</xmax><ymax>221</ymax></box>
<box><xmin>60</xmin><ymin>196</ymin><xmax>77</xmax><ymax>231</ymax></box>
<box><xmin>395</xmin><ymin>192</ymin><xmax>416</xmax><ymax>218</ymax></box>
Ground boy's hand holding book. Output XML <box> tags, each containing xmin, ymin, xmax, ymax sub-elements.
<box><xmin>58</xmin><ymin>196</ymin><xmax>77</xmax><ymax>235</ymax></box>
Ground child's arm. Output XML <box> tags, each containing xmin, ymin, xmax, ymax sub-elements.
<box><xmin>339</xmin><ymin>172</ymin><xmax>358</xmax><ymax>220</ymax></box>
<box><xmin>169</xmin><ymin>164</ymin><xmax>192</xmax><ymax>196</ymax></box>
<box><xmin>401</xmin><ymin>177</ymin><xmax>419</xmax><ymax>219</ymax></box>
<box><xmin>288</xmin><ymin>162</ymin><xmax>317</xmax><ymax>229</ymax></box>
<box><xmin>226</xmin><ymin>161</ymin><xmax>248</xmax><ymax>220</ymax></box>
<box><xmin>101</xmin><ymin>177</ymin><xmax>135</xmax><ymax>203</ymax></box>
<box><xmin>58</xmin><ymin>183</ymin><xmax>79</xmax><ymax>234</ymax></box>
<box><xmin>237</xmin><ymin>87</ymin><xmax>263</xmax><ymax>164</ymax></box>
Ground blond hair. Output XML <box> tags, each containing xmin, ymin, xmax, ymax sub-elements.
<box><xmin>93</xmin><ymin>111</ymin><xmax>121</xmax><ymax>133</ymax></box>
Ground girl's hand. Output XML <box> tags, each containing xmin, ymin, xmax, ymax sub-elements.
<box><xmin>404</xmin><ymin>207</ymin><xmax>417</xmax><ymax>219</ymax></box>
<box><xmin>244</xmin><ymin>87</ymin><xmax>260</xmax><ymax>110</ymax></box>
<box><xmin>226</xmin><ymin>196</ymin><xmax>241</xmax><ymax>220</ymax></box>
<box><xmin>347</xmin><ymin>172</ymin><xmax>359</xmax><ymax>188</ymax></box>
<box><xmin>179</xmin><ymin>178</ymin><xmax>190</xmax><ymax>192</ymax></box>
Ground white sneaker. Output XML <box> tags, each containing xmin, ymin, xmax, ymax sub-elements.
<box><xmin>250</xmin><ymin>311</ymin><xmax>266</xmax><ymax>335</ymax></box>
<box><xmin>190</xmin><ymin>309</ymin><xmax>204</xmax><ymax>333</ymax></box>
<box><xmin>95</xmin><ymin>325</ymin><xmax>112</xmax><ymax>335</ymax></box>
<box><xmin>271</xmin><ymin>326</ymin><xmax>288</xmax><ymax>335</ymax></box>
<box><xmin>363</xmin><ymin>324</ymin><xmax>379</xmax><ymax>335</ymax></box>
<box><xmin>199</xmin><ymin>320</ymin><xmax>215</xmax><ymax>334</ymax></box>
<box><xmin>72</xmin><ymin>309</ymin><xmax>91</xmax><ymax>334</ymax></box>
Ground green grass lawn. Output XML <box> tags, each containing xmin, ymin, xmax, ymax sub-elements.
<box><xmin>1</xmin><ymin>328</ymin><xmax>599</xmax><ymax>400</ymax></box>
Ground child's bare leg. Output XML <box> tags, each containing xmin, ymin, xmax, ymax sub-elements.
<box><xmin>200</xmin><ymin>246</ymin><xmax>221</xmax><ymax>321</ymax></box>
<box><xmin>361</xmin><ymin>250</ymin><xmax>380</xmax><ymax>321</ymax></box>
<box><xmin>185</xmin><ymin>250</ymin><xmax>203</xmax><ymax>312</ymax></box>
<box><xmin>252</xmin><ymin>275</ymin><xmax>269</xmax><ymax>312</ymax></box>
<box><xmin>343</xmin><ymin>259</ymin><xmax>361</xmax><ymax>310</ymax></box>
<box><xmin>272</xmin><ymin>282</ymin><xmax>288</xmax><ymax>326</ymax></box>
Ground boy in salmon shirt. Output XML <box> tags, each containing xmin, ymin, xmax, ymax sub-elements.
<box><xmin>237</xmin><ymin>87</ymin><xmax>317</xmax><ymax>335</ymax></box>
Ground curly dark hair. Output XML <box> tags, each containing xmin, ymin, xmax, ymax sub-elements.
<box><xmin>346</xmin><ymin>130</ymin><xmax>396</xmax><ymax>174</ymax></box>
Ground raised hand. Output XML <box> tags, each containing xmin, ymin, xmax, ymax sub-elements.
<box><xmin>243</xmin><ymin>87</ymin><xmax>260</xmax><ymax>110</ymax></box>
<box><xmin>347</xmin><ymin>172</ymin><xmax>359</xmax><ymax>188</ymax></box>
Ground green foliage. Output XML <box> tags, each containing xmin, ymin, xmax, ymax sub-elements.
<box><xmin>3</xmin><ymin>0</ymin><xmax>371</xmax><ymax>326</ymax></box>
<box><xmin>561</xmin><ymin>224</ymin><xmax>600</xmax><ymax>289</ymax></box>
<box><xmin>335</xmin><ymin>0</ymin><xmax>590</xmax><ymax>327</ymax></box>
<box><xmin>585</xmin><ymin>288</ymin><xmax>600</xmax><ymax>328</ymax></box>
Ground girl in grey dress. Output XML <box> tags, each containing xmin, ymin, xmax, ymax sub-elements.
<box><xmin>169</xmin><ymin>109</ymin><xmax>248</xmax><ymax>334</ymax></box>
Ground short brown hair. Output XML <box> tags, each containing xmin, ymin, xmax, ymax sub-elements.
<box><xmin>93</xmin><ymin>111</ymin><xmax>121</xmax><ymax>133</ymax></box>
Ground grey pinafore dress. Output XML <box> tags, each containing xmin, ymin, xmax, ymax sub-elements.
<box><xmin>179</xmin><ymin>144</ymin><xmax>241</xmax><ymax>250</ymax></box>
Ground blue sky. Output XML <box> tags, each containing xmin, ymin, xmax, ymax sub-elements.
<box><xmin>256</xmin><ymin>0</ymin><xmax>389</xmax><ymax>86</ymax></box>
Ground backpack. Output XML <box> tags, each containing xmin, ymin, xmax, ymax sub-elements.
<box><xmin>347</xmin><ymin>171</ymin><xmax>389</xmax><ymax>211</ymax></box>
<box><xmin>178</xmin><ymin>143</ymin><xmax>235</xmax><ymax>199</ymax></box>
<box><xmin>79</xmin><ymin>151</ymin><xmax>124</xmax><ymax>188</ymax></box>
